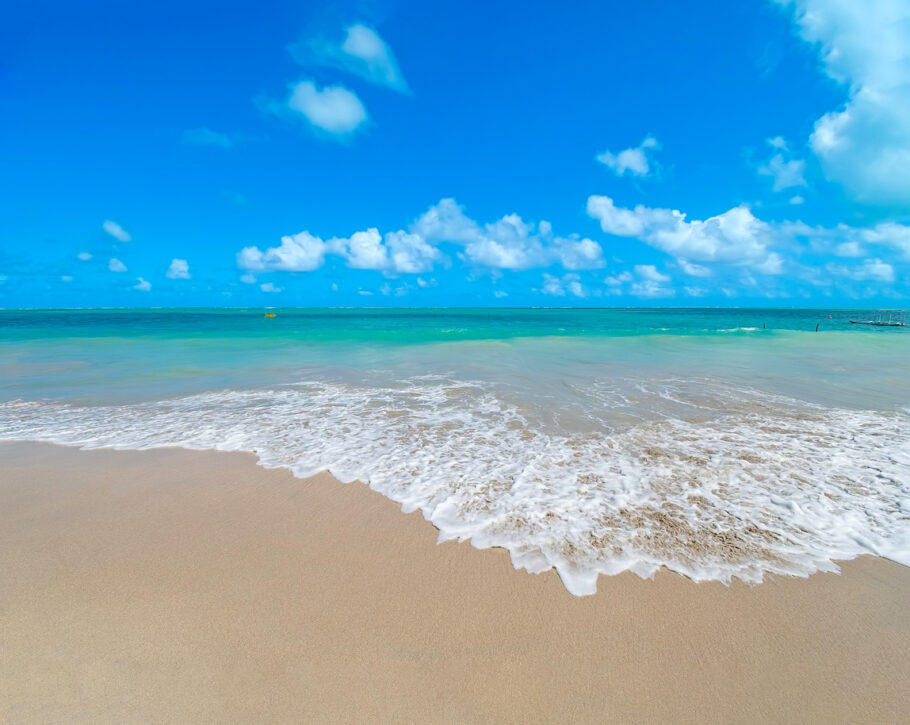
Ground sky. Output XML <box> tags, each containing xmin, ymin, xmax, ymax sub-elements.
<box><xmin>1</xmin><ymin>0</ymin><xmax>909</xmax><ymax>308</ymax></box>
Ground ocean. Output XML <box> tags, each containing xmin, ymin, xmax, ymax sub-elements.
<box><xmin>1</xmin><ymin>307</ymin><xmax>908</xmax><ymax>594</ymax></box>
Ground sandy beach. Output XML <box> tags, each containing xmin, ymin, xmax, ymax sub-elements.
<box><xmin>1</xmin><ymin>441</ymin><xmax>908</xmax><ymax>723</ymax></box>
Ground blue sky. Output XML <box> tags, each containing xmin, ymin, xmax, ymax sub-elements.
<box><xmin>2</xmin><ymin>0</ymin><xmax>909</xmax><ymax>307</ymax></box>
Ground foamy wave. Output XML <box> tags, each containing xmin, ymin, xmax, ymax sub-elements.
<box><xmin>1</xmin><ymin>382</ymin><xmax>908</xmax><ymax>595</ymax></box>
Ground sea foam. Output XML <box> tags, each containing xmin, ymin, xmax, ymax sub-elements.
<box><xmin>2</xmin><ymin>379</ymin><xmax>908</xmax><ymax>595</ymax></box>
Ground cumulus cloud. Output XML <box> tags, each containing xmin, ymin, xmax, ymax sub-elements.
<box><xmin>302</xmin><ymin>23</ymin><xmax>410</xmax><ymax>93</ymax></box>
<box><xmin>133</xmin><ymin>277</ymin><xmax>151</xmax><ymax>291</ymax></box>
<box><xmin>540</xmin><ymin>273</ymin><xmax>586</xmax><ymax>297</ymax></box>
<box><xmin>77</xmin><ymin>252</ymin><xmax>92</xmax><ymax>261</ymax></box>
<box><xmin>596</xmin><ymin>136</ymin><xmax>660</xmax><ymax>177</ymax></box>
<box><xmin>260</xmin><ymin>282</ymin><xmax>282</xmax><ymax>293</ymax></box>
<box><xmin>757</xmin><ymin>137</ymin><xmax>807</xmax><ymax>191</ymax></box>
<box><xmin>280</xmin><ymin>79</ymin><xmax>369</xmax><ymax>137</ymax></box>
<box><xmin>233</xmin><ymin>198</ymin><xmax>607</xmax><ymax>282</ymax></box>
<box><xmin>634</xmin><ymin>264</ymin><xmax>671</xmax><ymax>283</ymax></box>
<box><xmin>239</xmin><ymin>225</ymin><xmax>442</xmax><ymax>277</ymax></box>
<box><xmin>103</xmin><ymin>220</ymin><xmax>131</xmax><ymax>242</ymax></box>
<box><xmin>792</xmin><ymin>218</ymin><xmax>910</xmax><ymax>260</ymax></box>
<box><xmin>238</xmin><ymin>231</ymin><xmax>327</xmax><ymax>272</ymax></box>
<box><xmin>182</xmin><ymin>127</ymin><xmax>234</xmax><ymax>149</ymax></box>
<box><xmin>412</xmin><ymin>198</ymin><xmax>604</xmax><ymax>271</ymax></box>
<box><xmin>108</xmin><ymin>258</ymin><xmax>127</xmax><ymax>272</ymax></box>
<box><xmin>604</xmin><ymin>271</ymin><xmax>633</xmax><ymax>286</ymax></box>
<box><xmin>604</xmin><ymin>266</ymin><xmax>675</xmax><ymax>298</ymax></box>
<box><xmin>828</xmin><ymin>258</ymin><xmax>895</xmax><ymax>283</ymax></box>
<box><xmin>166</xmin><ymin>258</ymin><xmax>190</xmax><ymax>279</ymax></box>
<box><xmin>678</xmin><ymin>259</ymin><xmax>712</xmax><ymax>277</ymax></box>
<box><xmin>327</xmin><ymin>228</ymin><xmax>443</xmax><ymax>274</ymax></box>
<box><xmin>859</xmin><ymin>222</ymin><xmax>910</xmax><ymax>259</ymax></box>
<box><xmin>776</xmin><ymin>0</ymin><xmax>910</xmax><ymax>206</ymax></box>
<box><xmin>835</xmin><ymin>241</ymin><xmax>865</xmax><ymax>257</ymax></box>
<box><xmin>586</xmin><ymin>195</ymin><xmax>781</xmax><ymax>272</ymax></box>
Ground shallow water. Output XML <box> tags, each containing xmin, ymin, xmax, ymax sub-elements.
<box><xmin>2</xmin><ymin>308</ymin><xmax>908</xmax><ymax>594</ymax></box>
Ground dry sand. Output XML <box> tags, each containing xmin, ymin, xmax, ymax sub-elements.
<box><xmin>1</xmin><ymin>441</ymin><xmax>908</xmax><ymax>724</ymax></box>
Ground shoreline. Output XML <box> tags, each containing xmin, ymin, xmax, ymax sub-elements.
<box><xmin>2</xmin><ymin>440</ymin><xmax>909</xmax><ymax>722</ymax></box>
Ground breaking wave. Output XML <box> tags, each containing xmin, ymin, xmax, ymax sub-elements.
<box><xmin>2</xmin><ymin>379</ymin><xmax>909</xmax><ymax>595</ymax></box>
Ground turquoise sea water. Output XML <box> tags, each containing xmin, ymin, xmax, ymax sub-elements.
<box><xmin>2</xmin><ymin>308</ymin><xmax>909</xmax><ymax>594</ymax></box>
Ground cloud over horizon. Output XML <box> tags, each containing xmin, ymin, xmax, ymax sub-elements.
<box><xmin>776</xmin><ymin>0</ymin><xmax>910</xmax><ymax>208</ymax></box>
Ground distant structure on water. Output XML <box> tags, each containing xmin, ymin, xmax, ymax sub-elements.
<box><xmin>849</xmin><ymin>310</ymin><xmax>906</xmax><ymax>327</ymax></box>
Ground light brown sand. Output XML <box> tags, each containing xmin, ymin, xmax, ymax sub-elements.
<box><xmin>1</xmin><ymin>442</ymin><xmax>908</xmax><ymax>724</ymax></box>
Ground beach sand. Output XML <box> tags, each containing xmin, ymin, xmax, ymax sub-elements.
<box><xmin>1</xmin><ymin>441</ymin><xmax>908</xmax><ymax>723</ymax></box>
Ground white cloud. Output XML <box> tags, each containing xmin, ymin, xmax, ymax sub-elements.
<box><xmin>412</xmin><ymin>198</ymin><xmax>604</xmax><ymax>270</ymax></box>
<box><xmin>835</xmin><ymin>241</ymin><xmax>865</xmax><ymax>257</ymax></box>
<box><xmin>328</xmin><ymin>228</ymin><xmax>443</xmax><ymax>275</ymax></box>
<box><xmin>331</xmin><ymin>282</ymin><xmax>339</xmax><ymax>292</ymax></box>
<box><xmin>464</xmin><ymin>214</ymin><xmax>548</xmax><ymax>269</ymax></box>
<box><xmin>411</xmin><ymin>198</ymin><xmax>482</xmax><ymax>244</ymax></box>
<box><xmin>357</xmin><ymin>289</ymin><xmax>373</xmax><ymax>296</ymax></box>
<box><xmin>304</xmin><ymin>24</ymin><xmax>410</xmax><ymax>93</ymax></box>
<box><xmin>108</xmin><ymin>257</ymin><xmax>127</xmax><ymax>272</ymax></box>
<box><xmin>77</xmin><ymin>252</ymin><xmax>92</xmax><ymax>261</ymax></box>
<box><xmin>383</xmin><ymin>230</ymin><xmax>442</xmax><ymax>273</ymax></box>
<box><xmin>182</xmin><ymin>127</ymin><xmax>233</xmax><ymax>149</ymax></box>
<box><xmin>776</xmin><ymin>0</ymin><xmax>910</xmax><ymax>206</ymax></box>
<box><xmin>61</xmin><ymin>275</ymin><xmax>73</xmax><ymax>282</ymax></box>
<box><xmin>604</xmin><ymin>271</ymin><xmax>633</xmax><ymax>286</ymax></box>
<box><xmin>260</xmin><ymin>282</ymin><xmax>282</xmax><ymax>293</ymax></box>
<box><xmin>792</xmin><ymin>218</ymin><xmax>910</xmax><ymax>260</ymax></box>
<box><xmin>859</xmin><ymin>222</ymin><xmax>910</xmax><ymax>259</ymax></box>
<box><xmin>240</xmin><ymin>273</ymin><xmax>257</xmax><ymax>284</ymax></box>
<box><xmin>684</xmin><ymin>286</ymin><xmax>708</xmax><ymax>297</ymax></box>
<box><xmin>238</xmin><ymin>231</ymin><xmax>326</xmax><ymax>272</ymax></box>
<box><xmin>828</xmin><ymin>258</ymin><xmax>895</xmax><ymax>283</ymax></box>
<box><xmin>554</xmin><ymin>236</ymin><xmax>605</xmax><ymax>270</ymax></box>
<box><xmin>541</xmin><ymin>272</ymin><xmax>586</xmax><ymax>297</ymax></box>
<box><xmin>283</xmin><ymin>80</ymin><xmax>369</xmax><ymax>136</ymax></box>
<box><xmin>602</xmin><ymin>265</ymin><xmax>676</xmax><ymax>298</ymax></box>
<box><xmin>103</xmin><ymin>220</ymin><xmax>131</xmax><ymax>242</ymax></box>
<box><xmin>587</xmin><ymin>195</ymin><xmax>780</xmax><ymax>272</ymax></box>
<box><xmin>790</xmin><ymin>195</ymin><xmax>805</xmax><ymax>205</ymax></box>
<box><xmin>596</xmin><ymin>136</ymin><xmax>660</xmax><ymax>177</ymax></box>
<box><xmin>634</xmin><ymin>264</ymin><xmax>671</xmax><ymax>283</ymax></box>
<box><xmin>493</xmin><ymin>289</ymin><xmax>508</xmax><ymax>298</ymax></box>
<box><xmin>630</xmin><ymin>280</ymin><xmax>675</xmax><ymax>298</ymax></box>
<box><xmin>166</xmin><ymin>258</ymin><xmax>190</xmax><ymax>279</ymax></box>
<box><xmin>757</xmin><ymin>137</ymin><xmax>807</xmax><ymax>191</ymax></box>
<box><xmin>133</xmin><ymin>277</ymin><xmax>151</xmax><ymax>291</ymax></box>
<box><xmin>239</xmin><ymin>224</ymin><xmax>442</xmax><ymax>277</ymax></box>
<box><xmin>331</xmin><ymin>228</ymin><xmax>386</xmax><ymax>270</ymax></box>
<box><xmin>678</xmin><ymin>259</ymin><xmax>712</xmax><ymax>277</ymax></box>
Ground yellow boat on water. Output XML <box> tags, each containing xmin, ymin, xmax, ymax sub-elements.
<box><xmin>264</xmin><ymin>313</ymin><xmax>277</xmax><ymax>318</ymax></box>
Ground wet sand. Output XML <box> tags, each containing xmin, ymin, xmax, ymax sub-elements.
<box><xmin>1</xmin><ymin>441</ymin><xmax>908</xmax><ymax>723</ymax></box>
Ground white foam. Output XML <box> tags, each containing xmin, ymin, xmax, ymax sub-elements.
<box><xmin>1</xmin><ymin>381</ymin><xmax>908</xmax><ymax>595</ymax></box>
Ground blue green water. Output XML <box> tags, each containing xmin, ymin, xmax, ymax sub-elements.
<box><xmin>1</xmin><ymin>308</ymin><xmax>908</xmax><ymax>594</ymax></box>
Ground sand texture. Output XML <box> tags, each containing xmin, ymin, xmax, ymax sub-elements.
<box><xmin>1</xmin><ymin>441</ymin><xmax>908</xmax><ymax>724</ymax></box>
